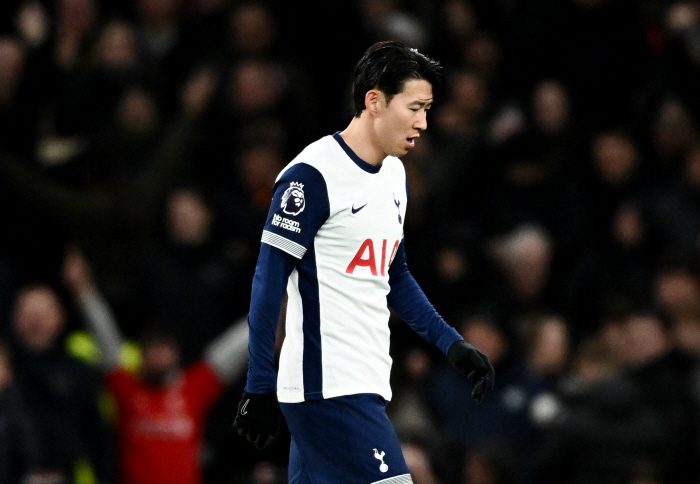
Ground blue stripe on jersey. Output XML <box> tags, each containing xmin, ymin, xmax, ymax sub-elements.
<box><xmin>333</xmin><ymin>132</ymin><xmax>382</xmax><ymax>174</ymax></box>
<box><xmin>297</xmin><ymin>242</ymin><xmax>323</xmax><ymax>400</ymax></box>
<box><xmin>387</xmin><ymin>240</ymin><xmax>463</xmax><ymax>356</ymax></box>
<box><xmin>249</xmin><ymin>161</ymin><xmax>330</xmax><ymax>397</ymax></box>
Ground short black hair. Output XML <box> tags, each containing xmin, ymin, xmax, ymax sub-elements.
<box><xmin>350</xmin><ymin>40</ymin><xmax>445</xmax><ymax>117</ymax></box>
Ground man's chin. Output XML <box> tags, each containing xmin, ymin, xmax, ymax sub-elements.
<box><xmin>389</xmin><ymin>146</ymin><xmax>410</xmax><ymax>158</ymax></box>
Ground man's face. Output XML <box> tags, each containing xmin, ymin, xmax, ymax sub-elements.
<box><xmin>141</xmin><ymin>340</ymin><xmax>180</xmax><ymax>386</ymax></box>
<box><xmin>375</xmin><ymin>79</ymin><xmax>433</xmax><ymax>158</ymax></box>
<box><xmin>166</xmin><ymin>189</ymin><xmax>212</xmax><ymax>245</ymax></box>
<box><xmin>13</xmin><ymin>287</ymin><xmax>65</xmax><ymax>353</ymax></box>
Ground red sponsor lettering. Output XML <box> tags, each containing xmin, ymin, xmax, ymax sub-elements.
<box><xmin>389</xmin><ymin>240</ymin><xmax>400</xmax><ymax>266</ymax></box>
<box><xmin>346</xmin><ymin>239</ymin><xmax>377</xmax><ymax>275</ymax></box>
<box><xmin>380</xmin><ymin>239</ymin><xmax>387</xmax><ymax>276</ymax></box>
<box><xmin>346</xmin><ymin>239</ymin><xmax>400</xmax><ymax>276</ymax></box>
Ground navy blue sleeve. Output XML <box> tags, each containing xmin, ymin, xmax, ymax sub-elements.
<box><xmin>387</xmin><ymin>240</ymin><xmax>463</xmax><ymax>355</ymax></box>
<box><xmin>261</xmin><ymin>163</ymin><xmax>330</xmax><ymax>259</ymax></box>
<box><xmin>245</xmin><ymin>162</ymin><xmax>330</xmax><ymax>394</ymax></box>
<box><xmin>245</xmin><ymin>243</ymin><xmax>296</xmax><ymax>393</ymax></box>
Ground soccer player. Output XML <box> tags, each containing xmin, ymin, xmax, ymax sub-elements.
<box><xmin>234</xmin><ymin>40</ymin><xmax>496</xmax><ymax>483</ymax></box>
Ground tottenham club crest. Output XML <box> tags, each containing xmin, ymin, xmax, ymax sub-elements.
<box><xmin>281</xmin><ymin>182</ymin><xmax>305</xmax><ymax>216</ymax></box>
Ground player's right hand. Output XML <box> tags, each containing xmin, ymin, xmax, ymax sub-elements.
<box><xmin>233</xmin><ymin>391</ymin><xmax>282</xmax><ymax>449</ymax></box>
<box><xmin>447</xmin><ymin>340</ymin><xmax>495</xmax><ymax>403</ymax></box>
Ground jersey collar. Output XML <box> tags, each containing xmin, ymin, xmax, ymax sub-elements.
<box><xmin>333</xmin><ymin>132</ymin><xmax>382</xmax><ymax>174</ymax></box>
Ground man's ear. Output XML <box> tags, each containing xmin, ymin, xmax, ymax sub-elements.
<box><xmin>365</xmin><ymin>89</ymin><xmax>382</xmax><ymax>116</ymax></box>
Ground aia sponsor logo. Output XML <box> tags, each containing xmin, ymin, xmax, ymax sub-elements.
<box><xmin>346</xmin><ymin>239</ymin><xmax>400</xmax><ymax>276</ymax></box>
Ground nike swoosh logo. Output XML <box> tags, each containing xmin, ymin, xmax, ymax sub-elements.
<box><xmin>240</xmin><ymin>399</ymin><xmax>249</xmax><ymax>415</ymax></box>
<box><xmin>351</xmin><ymin>203</ymin><xmax>367</xmax><ymax>214</ymax></box>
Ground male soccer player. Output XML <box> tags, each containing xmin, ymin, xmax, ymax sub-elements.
<box><xmin>234</xmin><ymin>40</ymin><xmax>495</xmax><ymax>483</ymax></box>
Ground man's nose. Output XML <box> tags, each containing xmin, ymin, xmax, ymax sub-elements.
<box><xmin>415</xmin><ymin>112</ymin><xmax>427</xmax><ymax>130</ymax></box>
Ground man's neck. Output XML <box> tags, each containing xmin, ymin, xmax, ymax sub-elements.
<box><xmin>339</xmin><ymin>115</ymin><xmax>385</xmax><ymax>166</ymax></box>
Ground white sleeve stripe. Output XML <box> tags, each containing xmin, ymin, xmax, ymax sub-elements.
<box><xmin>261</xmin><ymin>230</ymin><xmax>306</xmax><ymax>259</ymax></box>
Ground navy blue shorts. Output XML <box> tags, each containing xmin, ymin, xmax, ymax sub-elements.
<box><xmin>279</xmin><ymin>393</ymin><xmax>412</xmax><ymax>484</ymax></box>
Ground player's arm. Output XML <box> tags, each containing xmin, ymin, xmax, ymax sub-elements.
<box><xmin>233</xmin><ymin>243</ymin><xmax>295</xmax><ymax>450</ymax></box>
<box><xmin>243</xmin><ymin>244</ymin><xmax>296</xmax><ymax>393</ymax></box>
<box><xmin>387</xmin><ymin>240</ymin><xmax>495</xmax><ymax>402</ymax></box>
<box><xmin>234</xmin><ymin>162</ymin><xmax>330</xmax><ymax>449</ymax></box>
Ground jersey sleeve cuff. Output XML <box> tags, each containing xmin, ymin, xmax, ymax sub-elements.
<box><xmin>261</xmin><ymin>230</ymin><xmax>306</xmax><ymax>259</ymax></box>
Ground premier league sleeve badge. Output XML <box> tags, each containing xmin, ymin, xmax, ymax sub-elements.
<box><xmin>281</xmin><ymin>182</ymin><xmax>306</xmax><ymax>216</ymax></box>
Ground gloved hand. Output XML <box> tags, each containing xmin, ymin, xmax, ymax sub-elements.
<box><xmin>233</xmin><ymin>391</ymin><xmax>282</xmax><ymax>449</ymax></box>
<box><xmin>447</xmin><ymin>340</ymin><xmax>495</xmax><ymax>403</ymax></box>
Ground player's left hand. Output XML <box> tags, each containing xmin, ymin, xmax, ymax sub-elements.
<box><xmin>447</xmin><ymin>340</ymin><xmax>495</xmax><ymax>403</ymax></box>
<box><xmin>233</xmin><ymin>391</ymin><xmax>282</xmax><ymax>449</ymax></box>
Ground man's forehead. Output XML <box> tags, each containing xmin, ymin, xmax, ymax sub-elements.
<box><xmin>399</xmin><ymin>79</ymin><xmax>433</xmax><ymax>100</ymax></box>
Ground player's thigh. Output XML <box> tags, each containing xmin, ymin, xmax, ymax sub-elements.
<box><xmin>288</xmin><ymin>436</ymin><xmax>314</xmax><ymax>484</ymax></box>
<box><xmin>280</xmin><ymin>394</ymin><xmax>412</xmax><ymax>484</ymax></box>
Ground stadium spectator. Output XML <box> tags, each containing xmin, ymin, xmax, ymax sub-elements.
<box><xmin>213</xmin><ymin>133</ymin><xmax>286</xmax><ymax>252</ymax></box>
<box><xmin>430</xmin><ymin>68</ymin><xmax>491</xmax><ymax>217</ymax></box>
<box><xmin>488</xmin><ymin>224</ymin><xmax>558</xmax><ymax>317</ymax></box>
<box><xmin>197</xmin><ymin>0</ymin><xmax>323</xmax><ymax>166</ymax></box>
<box><xmin>647</xmin><ymin>95</ymin><xmax>698</xmax><ymax>182</ymax></box>
<box><xmin>0</xmin><ymin>35</ymin><xmax>37</xmax><ymax>159</ymax></box>
<box><xmin>620</xmin><ymin>310</ymin><xmax>700</xmax><ymax>484</ymax></box>
<box><xmin>0</xmin><ymin>60</ymin><xmax>219</xmax><ymax>323</ymax></box>
<box><xmin>557</xmin><ymin>130</ymin><xmax>659</xmax><ymax>331</ymax></box>
<box><xmin>61</xmin><ymin>246</ymin><xmax>250</xmax><ymax>484</ymax></box>
<box><xmin>134</xmin><ymin>0</ymin><xmax>187</xmax><ymax>91</ymax></box>
<box><xmin>354</xmin><ymin>0</ymin><xmax>431</xmax><ymax>51</ymax></box>
<box><xmin>513</xmin><ymin>312</ymin><xmax>571</xmax><ymax>389</ymax></box>
<box><xmin>646</xmin><ymin>144</ymin><xmax>700</xmax><ymax>255</ymax></box>
<box><xmin>224</xmin><ymin>0</ymin><xmax>286</xmax><ymax>63</ymax></box>
<box><xmin>134</xmin><ymin>185</ymin><xmax>252</xmax><ymax>364</ymax></box>
<box><xmin>0</xmin><ymin>340</ymin><xmax>45</xmax><ymax>484</ymax></box>
<box><xmin>658</xmin><ymin>2</ymin><xmax>700</xmax><ymax>129</ymax></box>
<box><xmin>530</xmin><ymin>335</ymin><xmax>670</xmax><ymax>484</ymax></box>
<box><xmin>53</xmin><ymin>0</ymin><xmax>98</xmax><ymax>71</ymax></box>
<box><xmin>526</xmin><ymin>78</ymin><xmax>590</xmax><ymax>196</ymax></box>
<box><xmin>586</xmin><ymin>130</ymin><xmax>649</xmax><ymax>235</ymax></box>
<box><xmin>8</xmin><ymin>283</ymin><xmax>116</xmax><ymax>484</ymax></box>
<box><xmin>652</xmin><ymin>252</ymin><xmax>700</xmax><ymax>316</ymax></box>
<box><xmin>426</xmin><ymin>313</ymin><xmax>548</xmax><ymax>484</ymax></box>
<box><xmin>54</xmin><ymin>18</ymin><xmax>145</xmax><ymax>138</ymax></box>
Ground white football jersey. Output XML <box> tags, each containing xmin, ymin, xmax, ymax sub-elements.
<box><xmin>260</xmin><ymin>133</ymin><xmax>407</xmax><ymax>403</ymax></box>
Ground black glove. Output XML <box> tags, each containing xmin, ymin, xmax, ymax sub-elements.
<box><xmin>447</xmin><ymin>340</ymin><xmax>495</xmax><ymax>403</ymax></box>
<box><xmin>233</xmin><ymin>391</ymin><xmax>282</xmax><ymax>449</ymax></box>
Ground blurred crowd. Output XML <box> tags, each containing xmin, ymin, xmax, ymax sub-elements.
<box><xmin>2</xmin><ymin>0</ymin><xmax>700</xmax><ymax>483</ymax></box>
